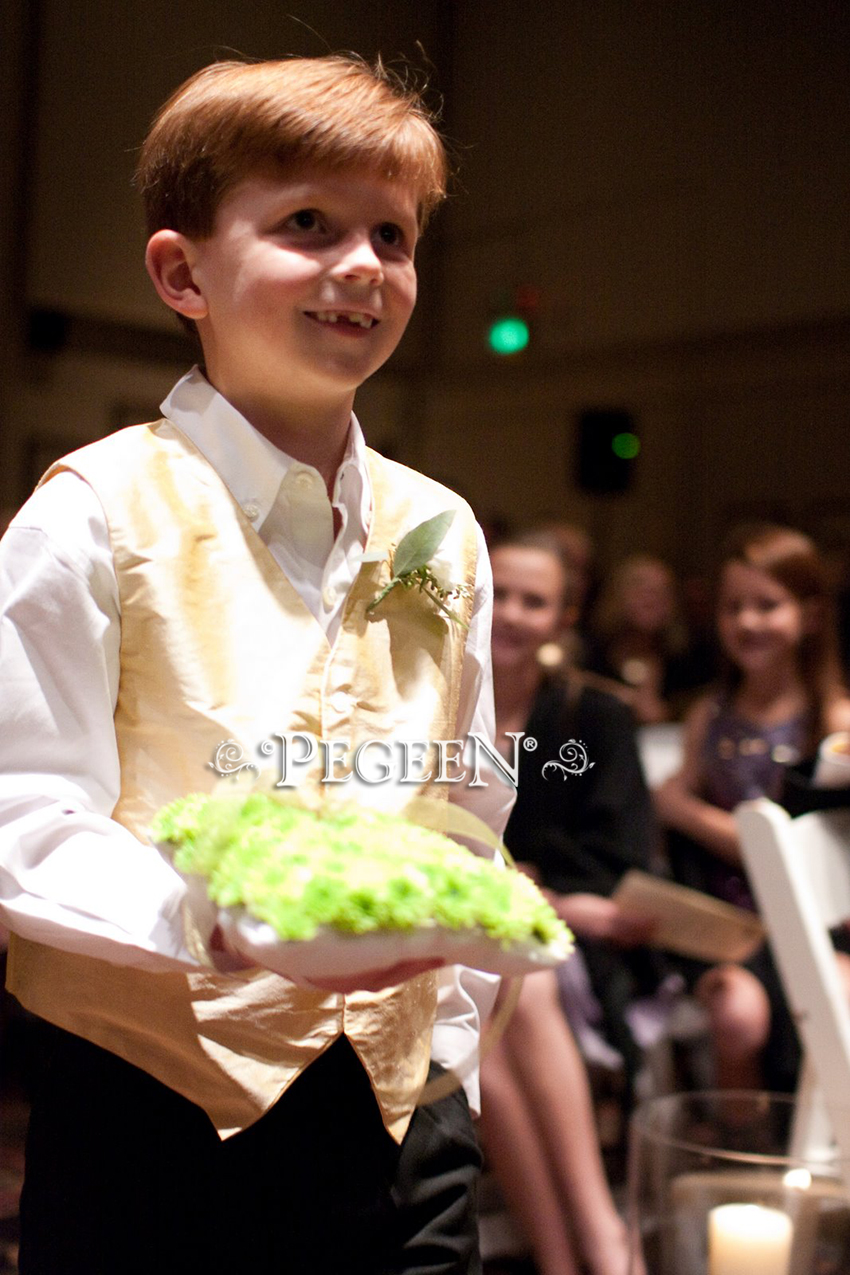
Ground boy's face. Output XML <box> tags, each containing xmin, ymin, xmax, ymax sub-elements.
<box><xmin>181</xmin><ymin>167</ymin><xmax>419</xmax><ymax>420</ymax></box>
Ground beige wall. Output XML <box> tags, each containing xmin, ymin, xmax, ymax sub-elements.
<box><xmin>414</xmin><ymin>317</ymin><xmax>850</xmax><ymax>572</ymax></box>
<box><xmin>421</xmin><ymin>0</ymin><xmax>850</xmax><ymax>569</ymax></box>
<box><xmin>2</xmin><ymin>0</ymin><xmax>848</xmax><ymax>572</ymax></box>
<box><xmin>440</xmin><ymin>0</ymin><xmax>849</xmax><ymax>358</ymax></box>
<box><xmin>25</xmin><ymin>0</ymin><xmax>448</xmax><ymax>329</ymax></box>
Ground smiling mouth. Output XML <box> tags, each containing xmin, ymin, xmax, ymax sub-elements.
<box><xmin>306</xmin><ymin>310</ymin><xmax>378</xmax><ymax>330</ymax></box>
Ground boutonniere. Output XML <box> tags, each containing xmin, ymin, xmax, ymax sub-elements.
<box><xmin>366</xmin><ymin>510</ymin><xmax>471</xmax><ymax>629</ymax></box>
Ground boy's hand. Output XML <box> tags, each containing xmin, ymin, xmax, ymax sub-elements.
<box><xmin>211</xmin><ymin>918</ymin><xmax>445</xmax><ymax>989</ymax></box>
<box><xmin>209</xmin><ymin>923</ymin><xmax>256</xmax><ymax>973</ymax></box>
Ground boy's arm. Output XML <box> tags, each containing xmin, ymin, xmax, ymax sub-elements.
<box><xmin>0</xmin><ymin>477</ymin><xmax>195</xmax><ymax>969</ymax></box>
<box><xmin>433</xmin><ymin>526</ymin><xmax>515</xmax><ymax>1114</ymax></box>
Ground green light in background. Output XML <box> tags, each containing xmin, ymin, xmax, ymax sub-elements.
<box><xmin>488</xmin><ymin>315</ymin><xmax>530</xmax><ymax>355</ymax></box>
<box><xmin>612</xmin><ymin>431</ymin><xmax>640</xmax><ymax>460</ymax></box>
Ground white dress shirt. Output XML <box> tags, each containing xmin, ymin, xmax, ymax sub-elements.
<box><xmin>0</xmin><ymin>367</ymin><xmax>513</xmax><ymax>1111</ymax></box>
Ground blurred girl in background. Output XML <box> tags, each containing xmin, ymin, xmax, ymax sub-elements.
<box><xmin>654</xmin><ymin>523</ymin><xmax>850</xmax><ymax>1090</ymax></box>
<box><xmin>586</xmin><ymin>554</ymin><xmax>711</xmax><ymax>723</ymax></box>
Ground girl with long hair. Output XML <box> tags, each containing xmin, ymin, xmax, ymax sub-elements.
<box><xmin>655</xmin><ymin>523</ymin><xmax>850</xmax><ymax>1089</ymax></box>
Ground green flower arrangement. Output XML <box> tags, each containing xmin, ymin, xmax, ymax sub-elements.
<box><xmin>151</xmin><ymin>791</ymin><xmax>571</xmax><ymax>954</ymax></box>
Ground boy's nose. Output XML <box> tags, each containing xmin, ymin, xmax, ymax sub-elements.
<box><xmin>331</xmin><ymin>234</ymin><xmax>384</xmax><ymax>285</ymax></box>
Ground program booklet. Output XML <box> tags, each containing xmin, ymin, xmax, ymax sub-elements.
<box><xmin>612</xmin><ymin>870</ymin><xmax>765</xmax><ymax>963</ymax></box>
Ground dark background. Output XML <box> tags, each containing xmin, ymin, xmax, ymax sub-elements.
<box><xmin>1</xmin><ymin>0</ymin><xmax>848</xmax><ymax>570</ymax></box>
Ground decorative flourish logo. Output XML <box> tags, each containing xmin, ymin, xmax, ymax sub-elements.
<box><xmin>541</xmin><ymin>740</ymin><xmax>595</xmax><ymax>780</ymax></box>
<box><xmin>209</xmin><ymin>740</ymin><xmax>258</xmax><ymax>777</ymax></box>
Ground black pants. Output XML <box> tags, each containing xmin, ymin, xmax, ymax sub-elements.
<box><xmin>19</xmin><ymin>1028</ymin><xmax>482</xmax><ymax>1275</ymax></box>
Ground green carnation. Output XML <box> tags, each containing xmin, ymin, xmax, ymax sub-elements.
<box><xmin>151</xmin><ymin>792</ymin><xmax>571</xmax><ymax>951</ymax></box>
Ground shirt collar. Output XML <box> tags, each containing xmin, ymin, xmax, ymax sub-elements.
<box><xmin>160</xmin><ymin>366</ymin><xmax>372</xmax><ymax>538</ymax></box>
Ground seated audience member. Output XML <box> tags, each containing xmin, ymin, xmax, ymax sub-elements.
<box><xmin>480</xmin><ymin>970</ymin><xmax>638</xmax><ymax>1275</ymax></box>
<box><xmin>533</xmin><ymin>520</ymin><xmax>596</xmax><ymax>614</ymax></box>
<box><xmin>490</xmin><ymin>534</ymin><xmax>669</xmax><ymax>1066</ymax></box>
<box><xmin>586</xmin><ymin>554</ymin><xmax>712</xmax><ymax>724</ymax></box>
<box><xmin>654</xmin><ymin>524</ymin><xmax>850</xmax><ymax>1091</ymax></box>
<box><xmin>478</xmin><ymin>530</ymin><xmax>666</xmax><ymax>1275</ymax></box>
<box><xmin>529</xmin><ymin>519</ymin><xmax>596</xmax><ymax>668</ymax></box>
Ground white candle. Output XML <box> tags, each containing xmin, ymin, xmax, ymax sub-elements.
<box><xmin>708</xmin><ymin>1203</ymin><xmax>793</xmax><ymax>1275</ymax></box>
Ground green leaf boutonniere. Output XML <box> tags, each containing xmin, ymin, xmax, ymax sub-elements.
<box><xmin>366</xmin><ymin>510</ymin><xmax>471</xmax><ymax>629</ymax></box>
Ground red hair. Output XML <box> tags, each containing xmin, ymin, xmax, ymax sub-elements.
<box><xmin>136</xmin><ymin>55</ymin><xmax>448</xmax><ymax>239</ymax></box>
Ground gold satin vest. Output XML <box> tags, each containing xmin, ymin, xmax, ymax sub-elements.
<box><xmin>7</xmin><ymin>419</ymin><xmax>477</xmax><ymax>1141</ymax></box>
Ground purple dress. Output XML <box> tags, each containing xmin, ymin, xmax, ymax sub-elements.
<box><xmin>700</xmin><ymin>696</ymin><xmax>808</xmax><ymax>909</ymax></box>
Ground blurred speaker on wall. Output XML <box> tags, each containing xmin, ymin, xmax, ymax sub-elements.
<box><xmin>575</xmin><ymin>408</ymin><xmax>639</xmax><ymax>495</ymax></box>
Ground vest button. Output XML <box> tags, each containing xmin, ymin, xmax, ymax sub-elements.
<box><xmin>329</xmin><ymin>690</ymin><xmax>348</xmax><ymax>713</ymax></box>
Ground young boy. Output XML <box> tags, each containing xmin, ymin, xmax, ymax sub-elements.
<box><xmin>0</xmin><ymin>57</ymin><xmax>512</xmax><ymax>1274</ymax></box>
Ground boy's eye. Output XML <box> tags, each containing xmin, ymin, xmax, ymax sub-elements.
<box><xmin>286</xmin><ymin>209</ymin><xmax>321</xmax><ymax>232</ymax></box>
<box><xmin>376</xmin><ymin>222</ymin><xmax>403</xmax><ymax>247</ymax></box>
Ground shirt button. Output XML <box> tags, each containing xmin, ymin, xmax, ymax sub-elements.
<box><xmin>329</xmin><ymin>690</ymin><xmax>348</xmax><ymax>713</ymax></box>
<box><xmin>244</xmin><ymin>499</ymin><xmax>260</xmax><ymax>521</ymax></box>
<box><xmin>322</xmin><ymin>585</ymin><xmax>337</xmax><ymax>608</ymax></box>
<box><xmin>295</xmin><ymin>471</ymin><xmax>317</xmax><ymax>491</ymax></box>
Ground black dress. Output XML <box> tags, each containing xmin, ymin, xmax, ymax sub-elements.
<box><xmin>504</xmin><ymin>674</ymin><xmax>665</xmax><ymax>1076</ymax></box>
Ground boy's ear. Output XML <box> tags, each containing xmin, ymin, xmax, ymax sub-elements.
<box><xmin>145</xmin><ymin>231</ymin><xmax>208</xmax><ymax>320</ymax></box>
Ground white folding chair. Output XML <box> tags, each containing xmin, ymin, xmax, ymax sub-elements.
<box><xmin>736</xmin><ymin>799</ymin><xmax>850</xmax><ymax>1166</ymax></box>
<box><xmin>636</xmin><ymin>722</ymin><xmax>684</xmax><ymax>790</ymax></box>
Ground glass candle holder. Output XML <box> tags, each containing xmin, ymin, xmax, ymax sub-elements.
<box><xmin>627</xmin><ymin>1091</ymin><xmax>850</xmax><ymax>1274</ymax></box>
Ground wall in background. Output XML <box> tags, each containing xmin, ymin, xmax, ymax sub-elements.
<box><xmin>1</xmin><ymin>0</ymin><xmax>847</xmax><ymax>570</ymax></box>
<box><xmin>440</xmin><ymin>0</ymin><xmax>849</xmax><ymax>360</ymax></box>
<box><xmin>416</xmin><ymin>317</ymin><xmax>850</xmax><ymax>572</ymax></box>
<box><xmin>25</xmin><ymin>0</ymin><xmax>449</xmax><ymax>331</ymax></box>
<box><xmin>421</xmin><ymin>0</ymin><xmax>850</xmax><ymax>569</ymax></box>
